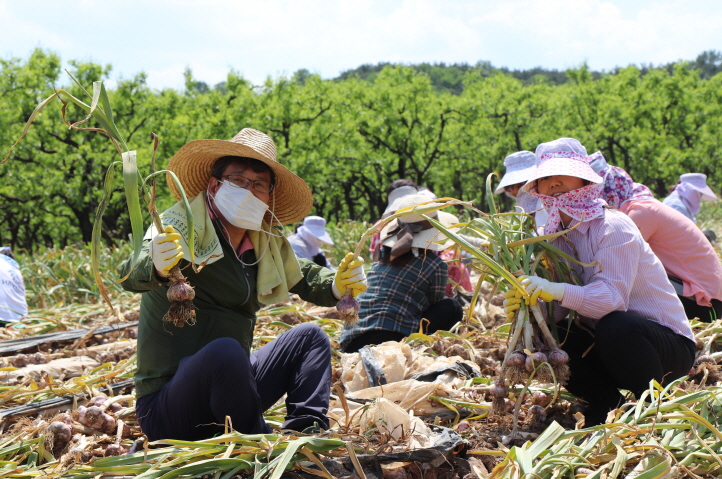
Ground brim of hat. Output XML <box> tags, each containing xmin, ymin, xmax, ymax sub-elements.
<box><xmin>308</xmin><ymin>227</ymin><xmax>334</xmax><ymax>245</ymax></box>
<box><xmin>381</xmin><ymin>211</ymin><xmax>459</xmax><ymax>252</ymax></box>
<box><xmin>690</xmin><ymin>185</ymin><xmax>719</xmax><ymax>201</ymax></box>
<box><xmin>521</xmin><ymin>158</ymin><xmax>602</xmax><ymax>193</ymax></box>
<box><xmin>166</xmin><ymin>139</ymin><xmax>312</xmax><ymax>225</ymax></box>
<box><xmin>495</xmin><ymin>166</ymin><xmax>536</xmax><ymax>194</ymax></box>
<box><xmin>383</xmin><ymin>190</ymin><xmax>420</xmax><ymax>215</ymax></box>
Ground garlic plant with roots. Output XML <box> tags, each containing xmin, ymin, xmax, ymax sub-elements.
<box><xmin>163</xmin><ymin>264</ymin><xmax>197</xmax><ymax>327</ymax></box>
<box><xmin>419</xmin><ymin>174</ymin><xmax>599</xmax><ymax>425</ymax></box>
<box><xmin>336</xmin><ymin>292</ymin><xmax>360</xmax><ymax>324</ymax></box>
<box><xmin>5</xmin><ymin>81</ymin><xmax>201</xmax><ymax>324</ymax></box>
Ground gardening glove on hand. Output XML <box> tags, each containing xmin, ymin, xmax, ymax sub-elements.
<box><xmin>520</xmin><ymin>276</ymin><xmax>565</xmax><ymax>305</ymax></box>
<box><xmin>332</xmin><ymin>253</ymin><xmax>367</xmax><ymax>299</ymax></box>
<box><xmin>503</xmin><ymin>290</ymin><xmax>524</xmax><ymax>321</ymax></box>
<box><xmin>150</xmin><ymin>225</ymin><xmax>184</xmax><ymax>277</ymax></box>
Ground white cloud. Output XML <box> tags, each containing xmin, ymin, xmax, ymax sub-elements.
<box><xmin>0</xmin><ymin>0</ymin><xmax>720</xmax><ymax>89</ymax></box>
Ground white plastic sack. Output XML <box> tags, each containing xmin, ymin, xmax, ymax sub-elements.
<box><xmin>357</xmin><ymin>397</ymin><xmax>433</xmax><ymax>448</ymax></box>
<box><xmin>341</xmin><ymin>341</ymin><xmax>414</xmax><ymax>392</ymax></box>
<box><xmin>328</xmin><ymin>378</ymin><xmax>465</xmax><ymax>428</ymax></box>
<box><xmin>341</xmin><ymin>341</ymin><xmax>478</xmax><ymax>393</ymax></box>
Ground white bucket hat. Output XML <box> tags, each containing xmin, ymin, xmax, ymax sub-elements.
<box><xmin>495</xmin><ymin>151</ymin><xmax>537</xmax><ymax>194</ymax></box>
<box><xmin>679</xmin><ymin>173</ymin><xmax>718</xmax><ymax>201</ymax></box>
<box><xmin>417</xmin><ymin>187</ymin><xmax>438</xmax><ymax>200</ymax></box>
<box><xmin>380</xmin><ymin>194</ymin><xmax>459</xmax><ymax>254</ymax></box>
<box><xmin>383</xmin><ymin>185</ymin><xmax>419</xmax><ymax>215</ymax></box>
<box><xmin>521</xmin><ymin>138</ymin><xmax>603</xmax><ymax>192</ymax></box>
<box><xmin>299</xmin><ymin>216</ymin><xmax>333</xmax><ymax>245</ymax></box>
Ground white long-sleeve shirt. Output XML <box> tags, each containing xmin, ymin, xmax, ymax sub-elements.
<box><xmin>551</xmin><ymin>209</ymin><xmax>694</xmax><ymax>342</ymax></box>
<box><xmin>0</xmin><ymin>255</ymin><xmax>28</xmax><ymax>322</ymax></box>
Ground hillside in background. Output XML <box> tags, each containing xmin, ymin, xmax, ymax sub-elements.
<box><xmin>332</xmin><ymin>50</ymin><xmax>722</xmax><ymax>95</ymax></box>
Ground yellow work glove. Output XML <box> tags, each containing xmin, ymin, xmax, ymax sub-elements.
<box><xmin>150</xmin><ymin>225</ymin><xmax>184</xmax><ymax>277</ymax></box>
<box><xmin>520</xmin><ymin>275</ymin><xmax>565</xmax><ymax>305</ymax></box>
<box><xmin>332</xmin><ymin>253</ymin><xmax>367</xmax><ymax>299</ymax></box>
<box><xmin>502</xmin><ymin>290</ymin><xmax>524</xmax><ymax>320</ymax></box>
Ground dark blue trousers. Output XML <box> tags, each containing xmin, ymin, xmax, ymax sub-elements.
<box><xmin>135</xmin><ymin>323</ymin><xmax>331</xmax><ymax>441</ymax></box>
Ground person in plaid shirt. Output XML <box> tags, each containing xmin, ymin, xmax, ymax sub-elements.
<box><xmin>341</xmin><ymin>195</ymin><xmax>463</xmax><ymax>353</ymax></box>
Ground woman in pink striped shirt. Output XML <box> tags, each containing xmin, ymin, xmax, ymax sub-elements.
<box><xmin>512</xmin><ymin>138</ymin><xmax>696</xmax><ymax>427</ymax></box>
<box><xmin>595</xmin><ymin>164</ymin><xmax>722</xmax><ymax>322</ymax></box>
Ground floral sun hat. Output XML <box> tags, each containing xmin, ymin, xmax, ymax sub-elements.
<box><xmin>521</xmin><ymin>138</ymin><xmax>606</xmax><ymax>234</ymax></box>
<box><xmin>522</xmin><ymin>138</ymin><xmax>603</xmax><ymax>188</ymax></box>
<box><xmin>600</xmin><ymin>166</ymin><xmax>654</xmax><ymax>209</ymax></box>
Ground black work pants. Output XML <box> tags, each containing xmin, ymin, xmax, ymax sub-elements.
<box><xmin>557</xmin><ymin>311</ymin><xmax>695</xmax><ymax>427</ymax></box>
<box><xmin>343</xmin><ymin>297</ymin><xmax>463</xmax><ymax>353</ymax></box>
<box><xmin>678</xmin><ymin>295</ymin><xmax>722</xmax><ymax>323</ymax></box>
<box><xmin>135</xmin><ymin>323</ymin><xmax>331</xmax><ymax>441</ymax></box>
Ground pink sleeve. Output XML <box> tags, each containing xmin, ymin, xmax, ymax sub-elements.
<box><xmin>560</xmin><ymin>222</ymin><xmax>641</xmax><ymax>320</ymax></box>
<box><xmin>622</xmin><ymin>202</ymin><xmax>656</xmax><ymax>242</ymax></box>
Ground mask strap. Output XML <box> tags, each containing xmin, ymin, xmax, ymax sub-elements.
<box><xmin>259</xmin><ymin>189</ymin><xmax>283</xmax><ymax>239</ymax></box>
<box><xmin>238</xmin><ymin>189</ymin><xmax>282</xmax><ymax>267</ymax></box>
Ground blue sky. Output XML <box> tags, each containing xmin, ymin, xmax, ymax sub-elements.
<box><xmin>1</xmin><ymin>0</ymin><xmax>720</xmax><ymax>90</ymax></box>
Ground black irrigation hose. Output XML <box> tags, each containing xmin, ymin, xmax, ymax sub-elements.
<box><xmin>0</xmin><ymin>378</ymin><xmax>135</xmax><ymax>428</ymax></box>
<box><xmin>0</xmin><ymin>321</ymin><xmax>138</xmax><ymax>355</ymax></box>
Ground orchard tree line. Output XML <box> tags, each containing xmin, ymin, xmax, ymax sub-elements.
<box><xmin>1</xmin><ymin>49</ymin><xmax>722</xmax><ymax>251</ymax></box>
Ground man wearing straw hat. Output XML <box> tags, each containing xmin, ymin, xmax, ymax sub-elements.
<box><xmin>121</xmin><ymin>128</ymin><xmax>367</xmax><ymax>440</ymax></box>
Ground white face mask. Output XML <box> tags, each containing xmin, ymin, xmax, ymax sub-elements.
<box><xmin>211</xmin><ymin>181</ymin><xmax>269</xmax><ymax>230</ymax></box>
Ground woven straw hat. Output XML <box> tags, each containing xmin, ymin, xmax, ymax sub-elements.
<box><xmin>166</xmin><ymin>128</ymin><xmax>312</xmax><ymax>225</ymax></box>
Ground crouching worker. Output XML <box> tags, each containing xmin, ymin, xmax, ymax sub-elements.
<box><xmin>340</xmin><ymin>195</ymin><xmax>464</xmax><ymax>353</ymax></box>
<box><xmin>120</xmin><ymin>129</ymin><xmax>367</xmax><ymax>440</ymax></box>
<box><xmin>504</xmin><ymin>138</ymin><xmax>695</xmax><ymax>427</ymax></box>
<box><xmin>288</xmin><ymin>216</ymin><xmax>335</xmax><ymax>270</ymax></box>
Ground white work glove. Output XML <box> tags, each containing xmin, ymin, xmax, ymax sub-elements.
<box><xmin>332</xmin><ymin>253</ymin><xmax>367</xmax><ymax>299</ymax></box>
<box><xmin>150</xmin><ymin>225</ymin><xmax>184</xmax><ymax>277</ymax></box>
<box><xmin>520</xmin><ymin>275</ymin><xmax>565</xmax><ymax>305</ymax></box>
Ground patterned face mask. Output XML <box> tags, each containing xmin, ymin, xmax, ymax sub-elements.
<box><xmin>531</xmin><ymin>182</ymin><xmax>607</xmax><ymax>235</ymax></box>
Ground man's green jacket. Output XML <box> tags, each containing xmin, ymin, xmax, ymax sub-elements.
<box><xmin>120</xmin><ymin>221</ymin><xmax>338</xmax><ymax>398</ymax></box>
